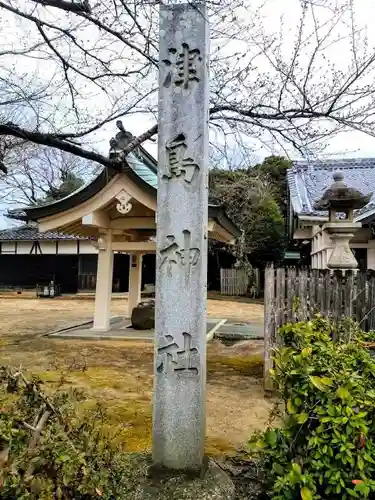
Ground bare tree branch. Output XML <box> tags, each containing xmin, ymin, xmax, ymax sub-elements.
<box><xmin>0</xmin><ymin>0</ymin><xmax>375</xmax><ymax>170</ymax></box>
<box><xmin>0</xmin><ymin>123</ymin><xmax>114</xmax><ymax>168</ymax></box>
<box><xmin>32</xmin><ymin>0</ymin><xmax>91</xmax><ymax>14</ymax></box>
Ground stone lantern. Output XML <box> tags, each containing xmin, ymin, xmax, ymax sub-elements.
<box><xmin>314</xmin><ymin>171</ymin><xmax>372</xmax><ymax>269</ymax></box>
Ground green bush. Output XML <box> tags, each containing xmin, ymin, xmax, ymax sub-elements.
<box><xmin>0</xmin><ymin>367</ymin><xmax>135</xmax><ymax>499</ymax></box>
<box><xmin>249</xmin><ymin>317</ymin><xmax>375</xmax><ymax>499</ymax></box>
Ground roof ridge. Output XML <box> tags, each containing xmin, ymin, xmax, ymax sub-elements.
<box><xmin>0</xmin><ymin>226</ymin><xmax>88</xmax><ymax>241</ymax></box>
<box><xmin>292</xmin><ymin>157</ymin><xmax>375</xmax><ymax>169</ymax></box>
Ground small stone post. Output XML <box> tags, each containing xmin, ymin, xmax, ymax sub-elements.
<box><xmin>153</xmin><ymin>0</ymin><xmax>209</xmax><ymax>470</ymax></box>
<box><xmin>128</xmin><ymin>253</ymin><xmax>143</xmax><ymax>316</ymax></box>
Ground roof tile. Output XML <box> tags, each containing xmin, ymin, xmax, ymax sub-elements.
<box><xmin>288</xmin><ymin>158</ymin><xmax>375</xmax><ymax>219</ymax></box>
<box><xmin>0</xmin><ymin>225</ymin><xmax>86</xmax><ymax>241</ymax></box>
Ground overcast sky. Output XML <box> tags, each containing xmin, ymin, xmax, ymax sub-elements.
<box><xmin>93</xmin><ymin>0</ymin><xmax>375</xmax><ymax>162</ymax></box>
<box><xmin>2</xmin><ymin>0</ymin><xmax>375</xmax><ymax>228</ymax></box>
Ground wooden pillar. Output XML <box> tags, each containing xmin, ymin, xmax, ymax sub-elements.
<box><xmin>128</xmin><ymin>253</ymin><xmax>142</xmax><ymax>316</ymax></box>
<box><xmin>311</xmin><ymin>254</ymin><xmax>316</xmax><ymax>269</ymax></box>
<box><xmin>92</xmin><ymin>230</ymin><xmax>114</xmax><ymax>331</ymax></box>
<box><xmin>264</xmin><ymin>264</ymin><xmax>275</xmax><ymax>393</ymax></box>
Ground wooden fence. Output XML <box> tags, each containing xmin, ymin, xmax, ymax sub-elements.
<box><xmin>264</xmin><ymin>266</ymin><xmax>375</xmax><ymax>391</ymax></box>
<box><xmin>220</xmin><ymin>268</ymin><xmax>249</xmax><ymax>296</ymax></box>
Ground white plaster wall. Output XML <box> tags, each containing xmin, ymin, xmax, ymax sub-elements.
<box><xmin>41</xmin><ymin>240</ymin><xmax>97</xmax><ymax>254</ymax></box>
<box><xmin>78</xmin><ymin>241</ymin><xmax>97</xmax><ymax>254</ymax></box>
<box><xmin>56</xmin><ymin>241</ymin><xmax>78</xmax><ymax>254</ymax></box>
<box><xmin>39</xmin><ymin>242</ymin><xmax>58</xmax><ymax>254</ymax></box>
<box><xmin>1</xmin><ymin>242</ymin><xmax>17</xmax><ymax>253</ymax></box>
<box><xmin>368</xmin><ymin>248</ymin><xmax>375</xmax><ymax>270</ymax></box>
<box><xmin>16</xmin><ymin>242</ymin><xmax>33</xmax><ymax>254</ymax></box>
<box><xmin>0</xmin><ymin>239</ymin><xmax>99</xmax><ymax>255</ymax></box>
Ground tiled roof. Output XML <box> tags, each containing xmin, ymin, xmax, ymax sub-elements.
<box><xmin>0</xmin><ymin>225</ymin><xmax>85</xmax><ymax>241</ymax></box>
<box><xmin>6</xmin><ymin>143</ymin><xmax>240</xmax><ymax>239</ymax></box>
<box><xmin>287</xmin><ymin>158</ymin><xmax>375</xmax><ymax>221</ymax></box>
<box><xmin>7</xmin><ymin>146</ymin><xmax>158</xmax><ymax>223</ymax></box>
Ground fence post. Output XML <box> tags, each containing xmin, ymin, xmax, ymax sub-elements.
<box><xmin>264</xmin><ymin>264</ymin><xmax>275</xmax><ymax>393</ymax></box>
<box><xmin>344</xmin><ymin>270</ymin><xmax>354</xmax><ymax>319</ymax></box>
<box><xmin>299</xmin><ymin>268</ymin><xmax>308</xmax><ymax>321</ymax></box>
<box><xmin>275</xmin><ymin>267</ymin><xmax>285</xmax><ymax>343</ymax></box>
<box><xmin>323</xmin><ymin>270</ymin><xmax>331</xmax><ymax>318</ymax></box>
<box><xmin>356</xmin><ymin>271</ymin><xmax>366</xmax><ymax>326</ymax></box>
<box><xmin>287</xmin><ymin>267</ymin><xmax>296</xmax><ymax>322</ymax></box>
<box><xmin>332</xmin><ymin>270</ymin><xmax>342</xmax><ymax>341</ymax></box>
<box><xmin>308</xmin><ymin>268</ymin><xmax>315</xmax><ymax>319</ymax></box>
<box><xmin>317</xmin><ymin>270</ymin><xmax>325</xmax><ymax>315</ymax></box>
<box><xmin>367</xmin><ymin>272</ymin><xmax>375</xmax><ymax>331</ymax></box>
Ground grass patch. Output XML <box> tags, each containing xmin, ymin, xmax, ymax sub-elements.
<box><xmin>206</xmin><ymin>436</ymin><xmax>236</xmax><ymax>456</ymax></box>
<box><xmin>0</xmin><ymin>297</ymin><xmax>270</xmax><ymax>458</ymax></box>
<box><xmin>33</xmin><ymin>366</ymin><xmax>153</xmax><ymax>453</ymax></box>
<box><xmin>207</xmin><ymin>355</ymin><xmax>263</xmax><ymax>377</ymax></box>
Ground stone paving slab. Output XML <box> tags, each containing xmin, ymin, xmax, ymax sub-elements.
<box><xmin>47</xmin><ymin>316</ymin><xmax>263</xmax><ymax>341</ymax></box>
<box><xmin>215</xmin><ymin>321</ymin><xmax>264</xmax><ymax>339</ymax></box>
<box><xmin>48</xmin><ymin>317</ymin><xmax>224</xmax><ymax>341</ymax></box>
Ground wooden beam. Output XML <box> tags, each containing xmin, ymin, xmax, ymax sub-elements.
<box><xmin>207</xmin><ymin>220</ymin><xmax>216</xmax><ymax>232</ymax></box>
<box><xmin>82</xmin><ymin>210</ymin><xmax>110</xmax><ymax>228</ymax></box>
<box><xmin>112</xmin><ymin>241</ymin><xmax>156</xmax><ymax>252</ymax></box>
<box><xmin>208</xmin><ymin>224</ymin><xmax>236</xmax><ymax>245</ymax></box>
<box><xmin>110</xmin><ymin>217</ymin><xmax>156</xmax><ymax>230</ymax></box>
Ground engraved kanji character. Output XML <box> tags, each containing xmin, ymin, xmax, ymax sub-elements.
<box><xmin>158</xmin><ymin>230</ymin><xmax>200</xmax><ymax>282</ymax></box>
<box><xmin>164</xmin><ymin>134</ymin><xmax>199</xmax><ymax>183</ymax></box>
<box><xmin>157</xmin><ymin>333</ymin><xmax>199</xmax><ymax>376</ymax></box>
<box><xmin>163</xmin><ymin>43</ymin><xmax>202</xmax><ymax>90</ymax></box>
<box><xmin>159</xmin><ymin>235</ymin><xmax>181</xmax><ymax>277</ymax></box>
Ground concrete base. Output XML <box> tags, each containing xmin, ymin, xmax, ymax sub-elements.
<box><xmin>47</xmin><ymin>317</ymin><xmax>225</xmax><ymax>341</ymax></box>
<box><xmin>130</xmin><ymin>454</ymin><xmax>235</xmax><ymax>500</ymax></box>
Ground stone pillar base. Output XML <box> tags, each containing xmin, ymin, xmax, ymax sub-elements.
<box><xmin>323</xmin><ymin>222</ymin><xmax>361</xmax><ymax>270</ymax></box>
<box><xmin>327</xmin><ymin>233</ymin><xmax>357</xmax><ymax>269</ymax></box>
<box><xmin>132</xmin><ymin>454</ymin><xmax>235</xmax><ymax>500</ymax></box>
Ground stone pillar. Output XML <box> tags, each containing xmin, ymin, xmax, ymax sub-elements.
<box><xmin>324</xmin><ymin>223</ymin><xmax>361</xmax><ymax>269</ymax></box>
<box><xmin>322</xmin><ymin>250</ymin><xmax>327</xmax><ymax>269</ymax></box>
<box><xmin>92</xmin><ymin>231</ymin><xmax>114</xmax><ymax>331</ymax></box>
<box><xmin>153</xmin><ymin>1</ymin><xmax>209</xmax><ymax>470</ymax></box>
<box><xmin>128</xmin><ymin>253</ymin><xmax>143</xmax><ymax>316</ymax></box>
<box><xmin>317</xmin><ymin>252</ymin><xmax>322</xmax><ymax>270</ymax></box>
<box><xmin>316</xmin><ymin>233</ymin><xmax>322</xmax><ymax>251</ymax></box>
<box><xmin>327</xmin><ymin>247</ymin><xmax>333</xmax><ymax>264</ymax></box>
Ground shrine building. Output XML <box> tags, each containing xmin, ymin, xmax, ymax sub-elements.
<box><xmin>7</xmin><ymin>136</ymin><xmax>240</xmax><ymax>331</ymax></box>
